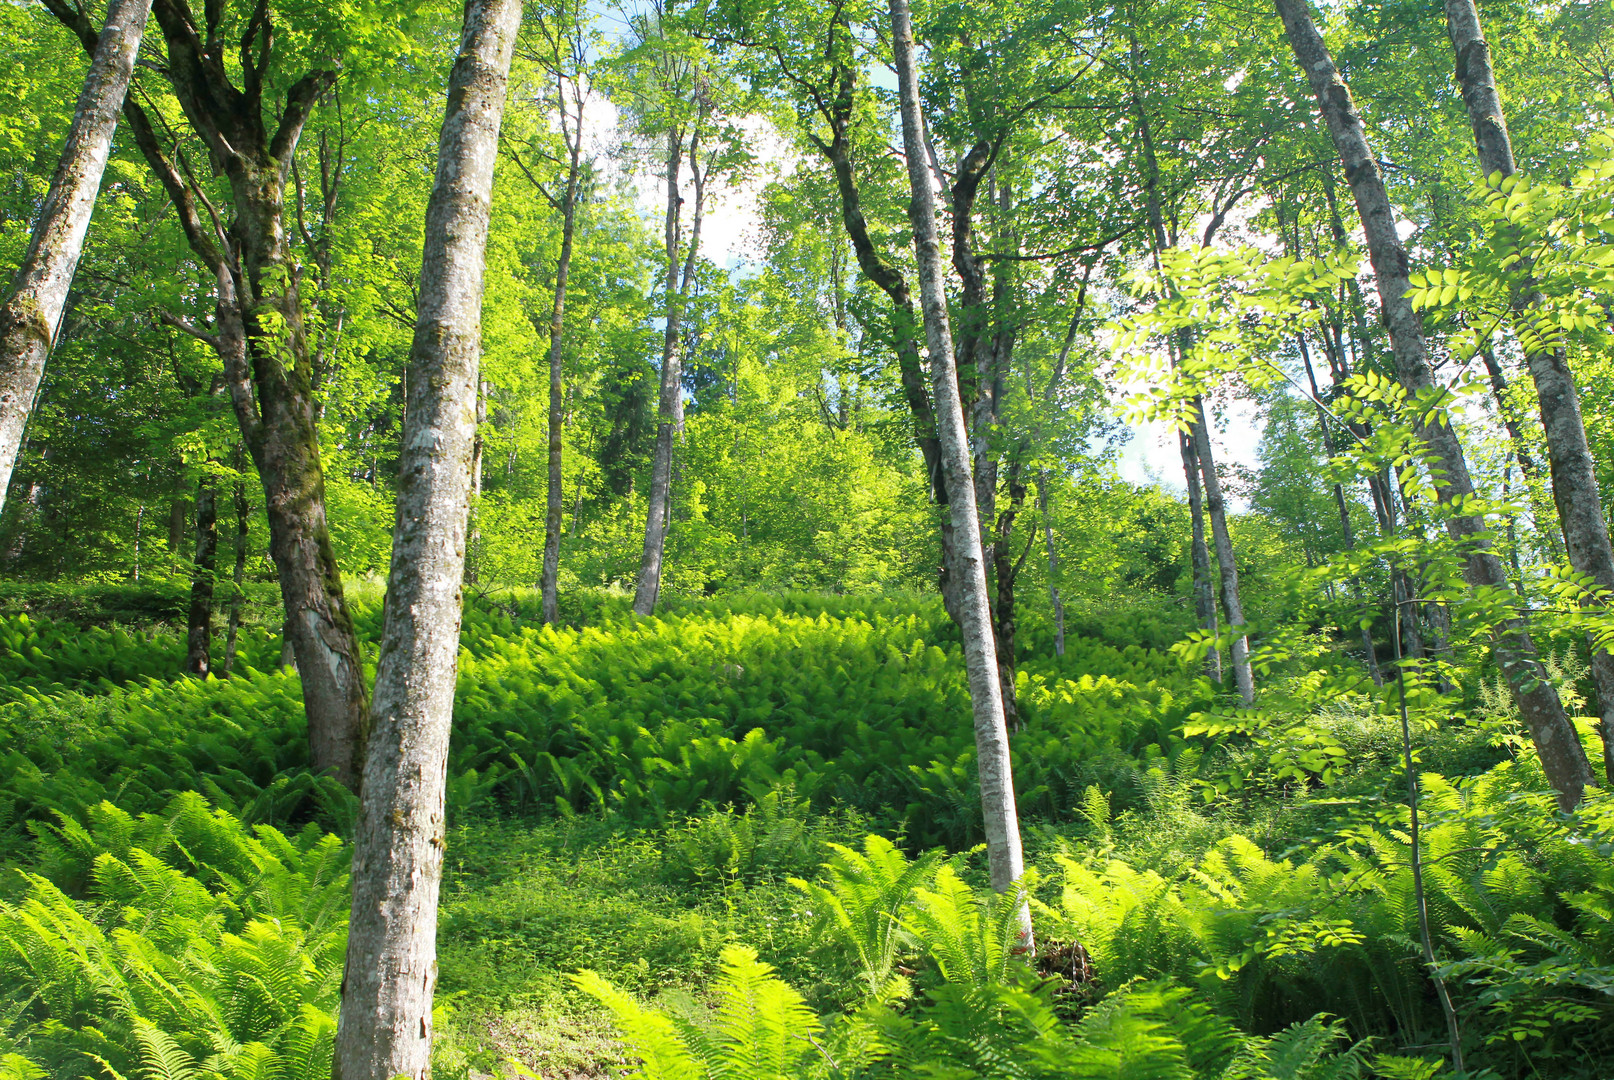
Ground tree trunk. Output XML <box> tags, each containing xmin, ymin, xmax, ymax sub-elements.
<box><xmin>1179</xmin><ymin>430</ymin><xmax>1223</xmax><ymax>680</ymax></box>
<box><xmin>992</xmin><ymin>461</ymin><xmax>1029</xmax><ymax>729</ymax></box>
<box><xmin>1445</xmin><ymin>0</ymin><xmax>1614</xmax><ymax>783</ymax></box>
<box><xmin>1192</xmin><ymin>399</ymin><xmax>1255</xmax><ymax>705</ymax></box>
<box><xmin>0</xmin><ymin>0</ymin><xmax>150</xmax><ymax>515</ymax></box>
<box><xmin>1479</xmin><ymin>348</ymin><xmax>1565</xmax><ymax>561</ymax></box>
<box><xmin>185</xmin><ymin>478</ymin><xmax>218</xmax><ymax>675</ymax></box>
<box><xmin>334</xmin><ymin>0</ymin><xmax>520</xmax><ymax>1071</ymax></box>
<box><xmin>540</xmin><ymin>97</ymin><xmax>584</xmax><ymax>625</ymax></box>
<box><xmin>168</xmin><ymin>496</ymin><xmax>188</xmax><ymax>571</ymax></box>
<box><xmin>1036</xmin><ymin>470</ymin><xmax>1066</xmax><ymax>658</ymax></box>
<box><xmin>1298</xmin><ymin>335</ymin><xmax>1382</xmax><ymax>683</ymax></box>
<box><xmin>634</xmin><ymin>121</ymin><xmax>699</xmax><ymax>616</ymax></box>
<box><xmin>1277</xmin><ymin>0</ymin><xmax>1595</xmax><ymax>808</ymax></box>
<box><xmin>222</xmin><ymin>471</ymin><xmax>249</xmax><ymax>676</ymax></box>
<box><xmin>889</xmin><ymin>0</ymin><xmax>1030</xmax><ymax>944</ymax></box>
<box><xmin>465</xmin><ymin>380</ymin><xmax>485</xmax><ymax>585</ymax></box>
<box><xmin>41</xmin><ymin>0</ymin><xmax>373</xmax><ymax>791</ymax></box>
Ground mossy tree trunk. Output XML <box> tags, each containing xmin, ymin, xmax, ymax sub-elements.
<box><xmin>335</xmin><ymin>0</ymin><xmax>520</xmax><ymax>1072</ymax></box>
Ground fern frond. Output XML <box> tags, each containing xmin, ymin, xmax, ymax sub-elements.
<box><xmin>571</xmin><ymin>971</ymin><xmax>703</xmax><ymax>1080</ymax></box>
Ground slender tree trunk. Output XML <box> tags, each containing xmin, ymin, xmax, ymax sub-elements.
<box><xmin>222</xmin><ymin>470</ymin><xmax>248</xmax><ymax>676</ymax></box>
<box><xmin>890</xmin><ymin>0</ymin><xmax>1030</xmax><ymax>944</ymax></box>
<box><xmin>1180</xmin><ymin>430</ymin><xmax>1223</xmax><ymax>680</ymax></box>
<box><xmin>1445</xmin><ymin>0</ymin><xmax>1614</xmax><ymax>782</ymax></box>
<box><xmin>992</xmin><ymin>461</ymin><xmax>1028</xmax><ymax>728</ymax></box>
<box><xmin>167</xmin><ymin>496</ymin><xmax>187</xmax><ymax>572</ymax></box>
<box><xmin>1192</xmin><ymin>400</ymin><xmax>1255</xmax><ymax>705</ymax></box>
<box><xmin>634</xmin><ymin>122</ymin><xmax>696</xmax><ymax>616</ymax></box>
<box><xmin>334</xmin><ymin>0</ymin><xmax>520</xmax><ymax>1072</ymax></box>
<box><xmin>540</xmin><ymin>101</ymin><xmax>584</xmax><ymax>624</ymax></box>
<box><xmin>1277</xmin><ymin>0</ymin><xmax>1595</xmax><ymax>807</ymax></box>
<box><xmin>185</xmin><ymin>478</ymin><xmax>218</xmax><ymax>675</ymax></box>
<box><xmin>1299</xmin><ymin>335</ymin><xmax>1382</xmax><ymax>683</ymax></box>
<box><xmin>1480</xmin><ymin>348</ymin><xmax>1565</xmax><ymax>560</ymax></box>
<box><xmin>0</xmin><ymin>0</ymin><xmax>150</xmax><ymax>514</ymax></box>
<box><xmin>1036</xmin><ymin>470</ymin><xmax>1066</xmax><ymax>658</ymax></box>
<box><xmin>465</xmin><ymin>379</ymin><xmax>485</xmax><ymax>585</ymax></box>
<box><xmin>1130</xmin><ymin>72</ymin><xmax>1237</xmax><ymax>688</ymax></box>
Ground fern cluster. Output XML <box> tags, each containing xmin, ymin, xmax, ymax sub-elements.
<box><xmin>1</xmin><ymin>598</ymin><xmax>1210</xmax><ymax>849</ymax></box>
<box><xmin>0</xmin><ymin>794</ymin><xmax>347</xmax><ymax>1080</ymax></box>
<box><xmin>580</xmin><ymin>837</ymin><xmax>1371</xmax><ymax>1080</ymax></box>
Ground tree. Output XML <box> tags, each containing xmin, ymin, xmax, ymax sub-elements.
<box><xmin>889</xmin><ymin>0</ymin><xmax>1030</xmax><ymax>944</ymax></box>
<box><xmin>42</xmin><ymin>0</ymin><xmax>376</xmax><ymax>787</ymax></box>
<box><xmin>334</xmin><ymin>0</ymin><xmax>522</xmax><ymax>1071</ymax></box>
<box><xmin>1274</xmin><ymin>0</ymin><xmax>1596</xmax><ymax>809</ymax></box>
<box><xmin>0</xmin><ymin>0</ymin><xmax>149</xmax><ymax>516</ymax></box>
<box><xmin>510</xmin><ymin>0</ymin><xmax>593</xmax><ymax>624</ymax></box>
<box><xmin>1443</xmin><ymin>0</ymin><xmax>1614</xmax><ymax>784</ymax></box>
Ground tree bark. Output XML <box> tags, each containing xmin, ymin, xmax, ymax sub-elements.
<box><xmin>334</xmin><ymin>0</ymin><xmax>520</xmax><ymax>1071</ymax></box>
<box><xmin>168</xmin><ymin>496</ymin><xmax>188</xmax><ymax>571</ymax></box>
<box><xmin>44</xmin><ymin>0</ymin><xmax>373</xmax><ymax>790</ymax></box>
<box><xmin>540</xmin><ymin>84</ymin><xmax>585</xmax><ymax>625</ymax></box>
<box><xmin>0</xmin><ymin>0</ymin><xmax>150</xmax><ymax>515</ymax></box>
<box><xmin>633</xmin><ymin>119</ymin><xmax>700</xmax><ymax>616</ymax></box>
<box><xmin>1191</xmin><ymin>400</ymin><xmax>1255</xmax><ymax>705</ymax></box>
<box><xmin>1036</xmin><ymin>470</ymin><xmax>1066</xmax><ymax>658</ymax></box>
<box><xmin>1179</xmin><ymin>430</ymin><xmax>1223</xmax><ymax>680</ymax></box>
<box><xmin>1277</xmin><ymin>0</ymin><xmax>1595</xmax><ymax>808</ymax></box>
<box><xmin>889</xmin><ymin>0</ymin><xmax>1030</xmax><ymax>944</ymax></box>
<box><xmin>1445</xmin><ymin>0</ymin><xmax>1614</xmax><ymax>783</ymax></box>
<box><xmin>222</xmin><ymin>470</ymin><xmax>249</xmax><ymax>676</ymax></box>
<box><xmin>185</xmin><ymin>478</ymin><xmax>218</xmax><ymax>675</ymax></box>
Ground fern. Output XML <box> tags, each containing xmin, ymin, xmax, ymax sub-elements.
<box><xmin>789</xmin><ymin>834</ymin><xmax>939</xmax><ymax>997</ymax></box>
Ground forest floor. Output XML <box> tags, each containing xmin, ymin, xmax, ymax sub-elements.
<box><xmin>1</xmin><ymin>582</ymin><xmax>1609</xmax><ymax>1080</ymax></box>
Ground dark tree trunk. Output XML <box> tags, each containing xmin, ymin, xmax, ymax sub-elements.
<box><xmin>1278</xmin><ymin>0</ymin><xmax>1595</xmax><ymax>807</ymax></box>
<box><xmin>335</xmin><ymin>0</ymin><xmax>520</xmax><ymax>1071</ymax></box>
<box><xmin>46</xmin><ymin>0</ymin><xmax>372</xmax><ymax>790</ymax></box>
<box><xmin>186</xmin><ymin>478</ymin><xmax>218</xmax><ymax>675</ymax></box>
<box><xmin>1445</xmin><ymin>0</ymin><xmax>1614</xmax><ymax>783</ymax></box>
<box><xmin>222</xmin><ymin>471</ymin><xmax>249</xmax><ymax>676</ymax></box>
<box><xmin>168</xmin><ymin>496</ymin><xmax>187</xmax><ymax>569</ymax></box>
<box><xmin>0</xmin><ymin>0</ymin><xmax>149</xmax><ymax>514</ymax></box>
<box><xmin>992</xmin><ymin>462</ymin><xmax>1030</xmax><ymax>729</ymax></box>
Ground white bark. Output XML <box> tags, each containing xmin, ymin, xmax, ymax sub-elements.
<box><xmin>1444</xmin><ymin>0</ymin><xmax>1614</xmax><ymax>784</ymax></box>
<box><xmin>1276</xmin><ymin>0</ymin><xmax>1595</xmax><ymax>808</ymax></box>
<box><xmin>888</xmin><ymin>0</ymin><xmax>1031</xmax><ymax>945</ymax></box>
<box><xmin>1192</xmin><ymin>401</ymin><xmax>1255</xmax><ymax>705</ymax></box>
<box><xmin>0</xmin><ymin>0</ymin><xmax>150</xmax><ymax>514</ymax></box>
<box><xmin>333</xmin><ymin>0</ymin><xmax>521</xmax><ymax>1073</ymax></box>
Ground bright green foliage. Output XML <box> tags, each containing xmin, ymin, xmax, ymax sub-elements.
<box><xmin>0</xmin><ymin>794</ymin><xmax>347</xmax><ymax>1080</ymax></box>
<box><xmin>0</xmin><ymin>614</ymin><xmax>282</xmax><ymax>702</ymax></box>
<box><xmin>579</xmin><ymin>850</ymin><xmax>1369</xmax><ymax>1080</ymax></box>
<box><xmin>789</xmin><ymin>834</ymin><xmax>940</xmax><ymax>997</ymax></box>
<box><xmin>1050</xmin><ymin>771</ymin><xmax>1614</xmax><ymax>1072</ymax></box>
<box><xmin>1</xmin><ymin>595</ymin><xmax>1206</xmax><ymax>849</ymax></box>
